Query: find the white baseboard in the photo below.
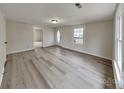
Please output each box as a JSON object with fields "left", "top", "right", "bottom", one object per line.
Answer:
{"left": 60, "top": 45, "right": 112, "bottom": 60}
{"left": 7, "top": 48, "right": 34, "bottom": 55}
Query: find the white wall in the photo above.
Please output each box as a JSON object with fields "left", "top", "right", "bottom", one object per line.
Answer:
{"left": 42, "top": 27, "right": 55, "bottom": 47}
{"left": 6, "top": 20, "right": 55, "bottom": 54}
{"left": 6, "top": 20, "right": 34, "bottom": 54}
{"left": 33, "top": 29, "right": 42, "bottom": 42}
{"left": 55, "top": 20, "right": 114, "bottom": 60}
{"left": 0, "top": 10, "right": 6, "bottom": 86}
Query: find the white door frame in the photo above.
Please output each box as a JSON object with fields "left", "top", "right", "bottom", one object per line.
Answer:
{"left": 0, "top": 10, "right": 6, "bottom": 86}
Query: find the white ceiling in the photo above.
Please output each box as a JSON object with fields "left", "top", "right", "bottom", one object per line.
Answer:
{"left": 0, "top": 3, "right": 117, "bottom": 27}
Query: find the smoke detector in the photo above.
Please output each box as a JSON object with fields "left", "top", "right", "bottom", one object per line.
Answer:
{"left": 75, "top": 3, "right": 82, "bottom": 8}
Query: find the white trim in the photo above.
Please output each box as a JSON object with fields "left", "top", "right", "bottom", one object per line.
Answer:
{"left": 112, "top": 60, "right": 123, "bottom": 88}
{"left": 60, "top": 45, "right": 112, "bottom": 60}
{"left": 7, "top": 48, "right": 34, "bottom": 55}
{"left": 0, "top": 66, "right": 5, "bottom": 87}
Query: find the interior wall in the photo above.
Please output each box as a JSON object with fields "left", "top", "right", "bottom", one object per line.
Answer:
{"left": 0, "top": 10, "right": 6, "bottom": 86}
{"left": 54, "top": 20, "right": 114, "bottom": 60}
{"left": 42, "top": 27, "right": 55, "bottom": 47}
{"left": 33, "top": 29, "right": 42, "bottom": 42}
{"left": 6, "top": 20, "right": 34, "bottom": 54}
{"left": 122, "top": 9, "right": 124, "bottom": 88}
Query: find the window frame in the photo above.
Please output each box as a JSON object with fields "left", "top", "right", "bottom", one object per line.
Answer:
{"left": 73, "top": 27, "right": 84, "bottom": 45}
{"left": 115, "top": 15, "right": 122, "bottom": 72}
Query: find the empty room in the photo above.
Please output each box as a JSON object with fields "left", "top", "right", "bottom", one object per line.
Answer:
{"left": 0, "top": 3, "right": 124, "bottom": 89}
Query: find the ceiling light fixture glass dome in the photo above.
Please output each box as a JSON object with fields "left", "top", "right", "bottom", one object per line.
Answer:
{"left": 51, "top": 20, "right": 58, "bottom": 24}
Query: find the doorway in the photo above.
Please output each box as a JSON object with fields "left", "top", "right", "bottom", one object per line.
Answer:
{"left": 33, "top": 26, "right": 43, "bottom": 48}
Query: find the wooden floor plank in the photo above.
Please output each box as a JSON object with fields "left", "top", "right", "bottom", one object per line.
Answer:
{"left": 1, "top": 46, "right": 115, "bottom": 89}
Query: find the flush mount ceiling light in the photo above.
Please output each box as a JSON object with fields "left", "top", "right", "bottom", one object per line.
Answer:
{"left": 51, "top": 20, "right": 58, "bottom": 24}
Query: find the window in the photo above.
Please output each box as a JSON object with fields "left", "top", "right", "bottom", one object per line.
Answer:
{"left": 115, "top": 15, "right": 122, "bottom": 73}
{"left": 73, "top": 28, "right": 84, "bottom": 44}
{"left": 57, "top": 30, "right": 60, "bottom": 43}
{"left": 116, "top": 16, "right": 122, "bottom": 71}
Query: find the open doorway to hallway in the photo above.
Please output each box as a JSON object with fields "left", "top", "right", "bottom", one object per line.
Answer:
{"left": 33, "top": 26, "right": 43, "bottom": 48}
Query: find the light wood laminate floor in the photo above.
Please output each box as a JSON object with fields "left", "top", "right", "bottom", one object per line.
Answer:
{"left": 1, "top": 46, "right": 115, "bottom": 89}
